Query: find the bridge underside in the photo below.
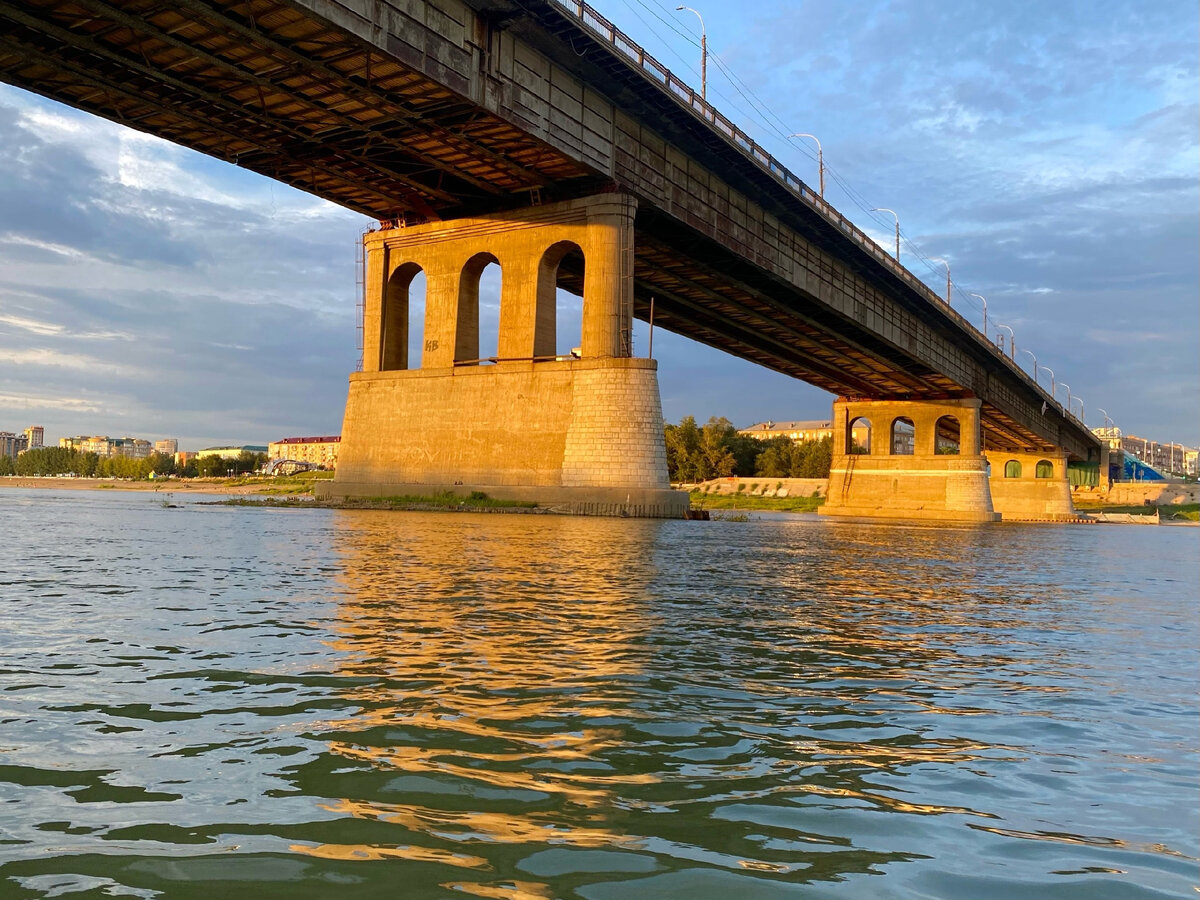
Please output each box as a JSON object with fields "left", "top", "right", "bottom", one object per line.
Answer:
{"left": 0, "top": 0, "right": 1097, "bottom": 459}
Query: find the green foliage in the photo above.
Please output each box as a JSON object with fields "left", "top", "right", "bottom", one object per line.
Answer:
{"left": 8, "top": 447, "right": 182, "bottom": 480}
{"left": 690, "top": 489, "right": 825, "bottom": 513}
{"left": 193, "top": 451, "right": 265, "bottom": 478}
{"left": 664, "top": 416, "right": 772, "bottom": 482}
{"left": 0, "top": 456, "right": 13, "bottom": 476}
{"left": 749, "top": 434, "right": 833, "bottom": 479}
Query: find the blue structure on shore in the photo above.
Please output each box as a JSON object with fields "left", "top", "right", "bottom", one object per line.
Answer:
{"left": 1123, "top": 456, "right": 1166, "bottom": 481}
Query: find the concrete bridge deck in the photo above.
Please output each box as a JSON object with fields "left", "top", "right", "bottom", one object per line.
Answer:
{"left": 0, "top": 0, "right": 1100, "bottom": 463}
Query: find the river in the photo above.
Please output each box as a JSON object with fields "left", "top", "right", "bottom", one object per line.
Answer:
{"left": 1, "top": 488, "right": 1196, "bottom": 898}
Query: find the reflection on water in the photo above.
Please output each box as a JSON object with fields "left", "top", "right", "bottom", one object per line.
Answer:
{"left": 0, "top": 490, "right": 1196, "bottom": 899}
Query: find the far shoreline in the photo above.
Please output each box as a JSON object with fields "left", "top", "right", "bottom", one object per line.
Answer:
{"left": 0, "top": 476, "right": 282, "bottom": 496}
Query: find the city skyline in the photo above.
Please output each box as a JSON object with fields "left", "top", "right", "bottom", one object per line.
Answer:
{"left": 0, "top": 0, "right": 1196, "bottom": 447}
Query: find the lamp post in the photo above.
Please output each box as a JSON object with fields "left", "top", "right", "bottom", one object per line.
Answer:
{"left": 929, "top": 257, "right": 951, "bottom": 305}
{"left": 1020, "top": 348, "right": 1038, "bottom": 384}
{"left": 872, "top": 208, "right": 900, "bottom": 262}
{"left": 790, "top": 133, "right": 824, "bottom": 197}
{"left": 995, "top": 322, "right": 1015, "bottom": 359}
{"left": 1041, "top": 365, "right": 1056, "bottom": 398}
{"left": 1056, "top": 382, "right": 1072, "bottom": 417}
{"left": 1072, "top": 396, "right": 1084, "bottom": 422}
{"left": 675, "top": 6, "right": 706, "bottom": 101}
{"left": 969, "top": 292, "right": 988, "bottom": 339}
{"left": 1097, "top": 407, "right": 1112, "bottom": 431}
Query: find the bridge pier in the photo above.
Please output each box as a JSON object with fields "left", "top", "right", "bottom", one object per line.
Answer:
{"left": 984, "top": 450, "right": 1078, "bottom": 521}
{"left": 318, "top": 194, "right": 688, "bottom": 518}
{"left": 819, "top": 398, "right": 1000, "bottom": 523}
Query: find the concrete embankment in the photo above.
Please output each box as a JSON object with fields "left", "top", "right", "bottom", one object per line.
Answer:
{"left": 679, "top": 477, "right": 827, "bottom": 499}
{"left": 1073, "top": 482, "right": 1199, "bottom": 507}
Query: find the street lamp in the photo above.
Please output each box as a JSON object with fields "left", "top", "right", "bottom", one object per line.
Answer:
{"left": 995, "top": 322, "right": 1015, "bottom": 359}
{"left": 675, "top": 6, "right": 706, "bottom": 101}
{"left": 1071, "top": 396, "right": 1084, "bottom": 422}
{"left": 1019, "top": 348, "right": 1038, "bottom": 384}
{"left": 1041, "top": 365, "right": 1056, "bottom": 398}
{"left": 929, "top": 257, "right": 951, "bottom": 305}
{"left": 1056, "top": 382, "right": 1072, "bottom": 416}
{"left": 871, "top": 208, "right": 900, "bottom": 261}
{"left": 790, "top": 133, "right": 824, "bottom": 197}
{"left": 969, "top": 292, "right": 988, "bottom": 339}
{"left": 1097, "top": 407, "right": 1112, "bottom": 431}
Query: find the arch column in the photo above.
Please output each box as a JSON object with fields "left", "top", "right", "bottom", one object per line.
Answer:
{"left": 361, "top": 243, "right": 387, "bottom": 373}
{"left": 580, "top": 196, "right": 636, "bottom": 359}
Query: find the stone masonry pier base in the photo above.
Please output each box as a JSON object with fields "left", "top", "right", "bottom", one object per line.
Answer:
{"left": 319, "top": 358, "right": 687, "bottom": 518}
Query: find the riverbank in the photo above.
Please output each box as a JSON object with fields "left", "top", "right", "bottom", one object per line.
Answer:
{"left": 0, "top": 474, "right": 324, "bottom": 495}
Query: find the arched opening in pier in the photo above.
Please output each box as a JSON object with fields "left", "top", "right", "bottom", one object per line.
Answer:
{"left": 458, "top": 253, "right": 501, "bottom": 364}
{"left": 381, "top": 262, "right": 425, "bottom": 370}
{"left": 537, "top": 240, "right": 585, "bottom": 359}
{"left": 847, "top": 416, "right": 872, "bottom": 454}
{"left": 1004, "top": 460, "right": 1022, "bottom": 478}
{"left": 935, "top": 415, "right": 961, "bottom": 454}
{"left": 890, "top": 417, "right": 915, "bottom": 455}
{"left": 1035, "top": 459, "right": 1054, "bottom": 479}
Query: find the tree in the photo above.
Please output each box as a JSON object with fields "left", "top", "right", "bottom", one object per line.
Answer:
{"left": 664, "top": 416, "right": 702, "bottom": 483}
{"left": 754, "top": 436, "right": 794, "bottom": 477}
{"left": 149, "top": 451, "right": 175, "bottom": 476}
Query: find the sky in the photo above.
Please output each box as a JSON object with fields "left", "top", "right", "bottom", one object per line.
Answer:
{"left": 0, "top": 0, "right": 1196, "bottom": 450}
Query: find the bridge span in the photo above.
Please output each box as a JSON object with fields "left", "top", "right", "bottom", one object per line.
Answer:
{"left": 0, "top": 0, "right": 1102, "bottom": 519}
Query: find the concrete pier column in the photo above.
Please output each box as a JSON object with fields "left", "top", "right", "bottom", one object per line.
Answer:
{"left": 821, "top": 397, "right": 999, "bottom": 523}
{"left": 419, "top": 269, "right": 461, "bottom": 370}
{"left": 580, "top": 196, "right": 636, "bottom": 359}
{"left": 361, "top": 243, "right": 386, "bottom": 373}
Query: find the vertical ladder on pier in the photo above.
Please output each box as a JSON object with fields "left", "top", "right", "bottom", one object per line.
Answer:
{"left": 355, "top": 231, "right": 366, "bottom": 372}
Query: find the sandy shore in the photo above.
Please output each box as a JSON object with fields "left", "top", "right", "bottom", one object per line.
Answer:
{"left": 0, "top": 477, "right": 285, "bottom": 496}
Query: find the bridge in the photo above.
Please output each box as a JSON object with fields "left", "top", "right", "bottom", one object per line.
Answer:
{"left": 0, "top": 0, "right": 1103, "bottom": 520}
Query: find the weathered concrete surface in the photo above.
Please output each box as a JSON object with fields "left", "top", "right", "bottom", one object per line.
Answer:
{"left": 820, "top": 398, "right": 999, "bottom": 522}
{"left": 985, "top": 450, "right": 1077, "bottom": 521}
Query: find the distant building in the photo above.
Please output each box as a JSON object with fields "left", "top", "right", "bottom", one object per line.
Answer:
{"left": 174, "top": 451, "right": 198, "bottom": 469}
{"left": 739, "top": 419, "right": 870, "bottom": 448}
{"left": 23, "top": 426, "right": 44, "bottom": 449}
{"left": 268, "top": 436, "right": 340, "bottom": 469}
{"left": 60, "top": 435, "right": 111, "bottom": 456}
{"left": 154, "top": 439, "right": 178, "bottom": 456}
{"left": 112, "top": 438, "right": 152, "bottom": 459}
{"left": 1093, "top": 427, "right": 1198, "bottom": 478}
{"left": 197, "top": 445, "right": 269, "bottom": 460}
{"left": 59, "top": 435, "right": 152, "bottom": 459}
{"left": 1, "top": 432, "right": 29, "bottom": 459}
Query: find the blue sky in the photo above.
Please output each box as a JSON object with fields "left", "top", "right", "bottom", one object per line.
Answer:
{"left": 0, "top": 0, "right": 1195, "bottom": 449}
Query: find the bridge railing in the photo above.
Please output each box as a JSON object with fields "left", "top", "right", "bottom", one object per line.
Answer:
{"left": 549, "top": 0, "right": 1088, "bottom": 433}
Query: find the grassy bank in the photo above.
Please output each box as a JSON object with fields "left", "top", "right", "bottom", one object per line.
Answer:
{"left": 1073, "top": 501, "right": 1199, "bottom": 521}
{"left": 689, "top": 490, "right": 825, "bottom": 513}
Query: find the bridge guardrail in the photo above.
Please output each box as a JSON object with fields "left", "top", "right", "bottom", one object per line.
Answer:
{"left": 549, "top": 0, "right": 1090, "bottom": 435}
